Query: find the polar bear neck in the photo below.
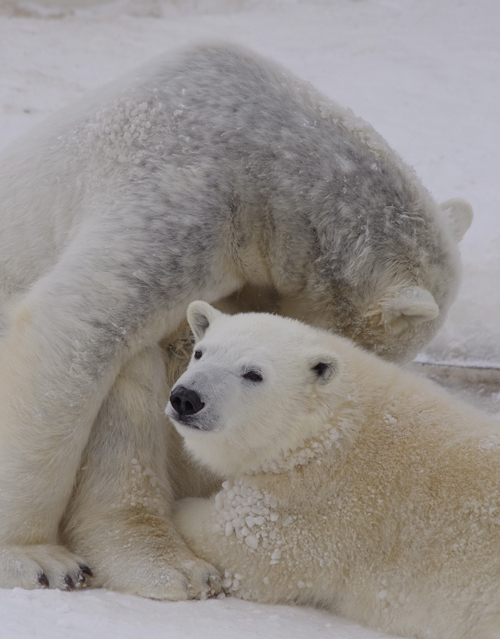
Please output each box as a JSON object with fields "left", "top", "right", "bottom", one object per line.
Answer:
{"left": 246, "top": 422, "right": 342, "bottom": 475}
{"left": 245, "top": 379, "right": 362, "bottom": 476}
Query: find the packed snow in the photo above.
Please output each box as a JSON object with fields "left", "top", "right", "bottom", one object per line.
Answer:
{"left": 0, "top": 0, "right": 498, "bottom": 637}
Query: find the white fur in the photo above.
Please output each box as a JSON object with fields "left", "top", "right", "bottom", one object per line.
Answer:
{"left": 0, "top": 42, "right": 470, "bottom": 595}
{"left": 172, "top": 302, "right": 500, "bottom": 639}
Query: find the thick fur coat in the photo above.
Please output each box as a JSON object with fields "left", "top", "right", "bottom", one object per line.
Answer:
{"left": 0, "top": 43, "right": 471, "bottom": 596}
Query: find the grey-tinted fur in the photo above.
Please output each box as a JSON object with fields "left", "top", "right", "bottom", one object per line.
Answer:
{"left": 0, "top": 42, "right": 471, "bottom": 596}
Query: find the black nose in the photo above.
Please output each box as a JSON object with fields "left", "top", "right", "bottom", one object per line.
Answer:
{"left": 169, "top": 386, "right": 205, "bottom": 418}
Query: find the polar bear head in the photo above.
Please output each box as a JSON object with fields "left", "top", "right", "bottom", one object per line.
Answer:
{"left": 166, "top": 301, "right": 345, "bottom": 477}
{"left": 276, "top": 197, "right": 473, "bottom": 364}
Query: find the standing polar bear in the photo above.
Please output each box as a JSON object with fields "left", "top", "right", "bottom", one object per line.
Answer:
{"left": 172, "top": 302, "right": 500, "bottom": 639}
{"left": 0, "top": 42, "right": 471, "bottom": 597}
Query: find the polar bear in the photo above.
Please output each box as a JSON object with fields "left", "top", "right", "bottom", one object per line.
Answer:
{"left": 0, "top": 42, "right": 471, "bottom": 596}
{"left": 171, "top": 302, "right": 500, "bottom": 639}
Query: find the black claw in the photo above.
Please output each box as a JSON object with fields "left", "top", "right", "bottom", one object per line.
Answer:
{"left": 206, "top": 574, "right": 221, "bottom": 591}
{"left": 79, "top": 564, "right": 93, "bottom": 579}
{"left": 38, "top": 572, "right": 49, "bottom": 588}
{"left": 63, "top": 574, "right": 75, "bottom": 590}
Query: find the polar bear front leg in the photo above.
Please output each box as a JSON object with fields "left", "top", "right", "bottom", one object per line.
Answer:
{"left": 173, "top": 497, "right": 265, "bottom": 600}
{"left": 0, "top": 185, "right": 240, "bottom": 590}
{"left": 0, "top": 286, "right": 121, "bottom": 589}
{"left": 174, "top": 496, "right": 323, "bottom": 607}
{"left": 61, "top": 346, "right": 220, "bottom": 600}
{"left": 174, "top": 498, "right": 224, "bottom": 568}
{"left": 0, "top": 242, "right": 188, "bottom": 589}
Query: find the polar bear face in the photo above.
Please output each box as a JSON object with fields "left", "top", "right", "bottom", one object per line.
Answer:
{"left": 166, "top": 301, "right": 342, "bottom": 477}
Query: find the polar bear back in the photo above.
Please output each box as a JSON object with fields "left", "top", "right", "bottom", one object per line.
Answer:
{"left": 0, "top": 43, "right": 471, "bottom": 360}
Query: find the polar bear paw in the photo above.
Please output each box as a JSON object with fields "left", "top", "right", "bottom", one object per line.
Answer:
{"left": 0, "top": 544, "right": 93, "bottom": 590}
{"left": 130, "top": 556, "right": 221, "bottom": 601}
{"left": 94, "top": 552, "right": 221, "bottom": 601}
{"left": 178, "top": 557, "right": 222, "bottom": 600}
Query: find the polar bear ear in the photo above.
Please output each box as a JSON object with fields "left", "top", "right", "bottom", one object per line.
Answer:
{"left": 187, "top": 301, "right": 222, "bottom": 341}
{"left": 308, "top": 354, "right": 339, "bottom": 385}
{"left": 381, "top": 286, "right": 439, "bottom": 323}
{"left": 439, "top": 198, "right": 473, "bottom": 243}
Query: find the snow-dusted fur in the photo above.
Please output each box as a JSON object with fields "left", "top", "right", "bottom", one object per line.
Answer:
{"left": 172, "top": 302, "right": 500, "bottom": 639}
{"left": 0, "top": 42, "right": 471, "bottom": 596}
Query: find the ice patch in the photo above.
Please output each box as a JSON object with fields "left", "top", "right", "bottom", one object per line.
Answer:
{"left": 214, "top": 478, "right": 280, "bottom": 552}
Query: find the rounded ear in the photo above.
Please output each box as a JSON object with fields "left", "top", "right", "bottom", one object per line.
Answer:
{"left": 381, "top": 286, "right": 439, "bottom": 323}
{"left": 186, "top": 301, "right": 222, "bottom": 341}
{"left": 439, "top": 198, "right": 473, "bottom": 243}
{"left": 308, "top": 354, "right": 339, "bottom": 385}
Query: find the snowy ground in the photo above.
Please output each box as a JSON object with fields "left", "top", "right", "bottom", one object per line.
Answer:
{"left": 0, "top": 0, "right": 499, "bottom": 637}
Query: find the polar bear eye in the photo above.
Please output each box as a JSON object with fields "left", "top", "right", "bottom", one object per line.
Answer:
{"left": 194, "top": 350, "right": 203, "bottom": 360}
{"left": 243, "top": 371, "right": 263, "bottom": 382}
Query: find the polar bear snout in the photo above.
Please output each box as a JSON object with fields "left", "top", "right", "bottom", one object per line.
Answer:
{"left": 169, "top": 386, "right": 205, "bottom": 421}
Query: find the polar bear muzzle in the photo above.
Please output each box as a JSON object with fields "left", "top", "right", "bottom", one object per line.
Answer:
{"left": 169, "top": 386, "right": 205, "bottom": 424}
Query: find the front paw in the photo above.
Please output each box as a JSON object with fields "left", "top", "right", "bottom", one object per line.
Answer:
{"left": 178, "top": 556, "right": 221, "bottom": 600}
{"left": 124, "top": 555, "right": 221, "bottom": 601}
{"left": 0, "top": 544, "right": 93, "bottom": 590}
{"left": 172, "top": 498, "right": 221, "bottom": 599}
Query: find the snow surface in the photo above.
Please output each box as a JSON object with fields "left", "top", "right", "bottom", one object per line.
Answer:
{"left": 0, "top": 0, "right": 498, "bottom": 637}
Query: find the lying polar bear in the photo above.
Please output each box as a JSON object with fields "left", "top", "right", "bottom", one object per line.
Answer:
{"left": 170, "top": 301, "right": 500, "bottom": 639}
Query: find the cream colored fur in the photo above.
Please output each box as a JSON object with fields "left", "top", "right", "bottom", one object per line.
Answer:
{"left": 172, "top": 302, "right": 500, "bottom": 639}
